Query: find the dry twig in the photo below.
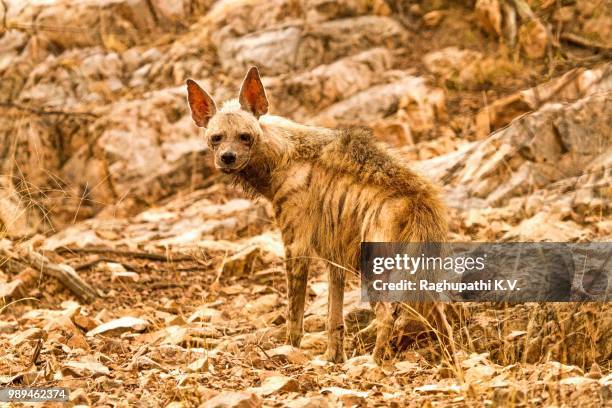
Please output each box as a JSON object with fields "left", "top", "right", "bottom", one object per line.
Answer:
{"left": 55, "top": 246, "right": 198, "bottom": 262}
{"left": 560, "top": 33, "right": 612, "bottom": 52}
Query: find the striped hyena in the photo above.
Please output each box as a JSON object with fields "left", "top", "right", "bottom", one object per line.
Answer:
{"left": 186, "top": 67, "right": 447, "bottom": 363}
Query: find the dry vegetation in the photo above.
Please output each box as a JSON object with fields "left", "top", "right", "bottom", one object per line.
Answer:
{"left": 0, "top": 0, "right": 610, "bottom": 407}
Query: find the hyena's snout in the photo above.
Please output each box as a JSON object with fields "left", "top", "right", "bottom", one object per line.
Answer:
{"left": 220, "top": 151, "right": 236, "bottom": 165}
{"left": 216, "top": 149, "right": 245, "bottom": 173}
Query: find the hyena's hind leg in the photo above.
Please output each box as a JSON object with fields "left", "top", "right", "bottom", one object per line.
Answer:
{"left": 284, "top": 243, "right": 310, "bottom": 347}
{"left": 371, "top": 302, "right": 399, "bottom": 363}
{"left": 322, "top": 264, "right": 347, "bottom": 363}
{"left": 362, "top": 204, "right": 407, "bottom": 364}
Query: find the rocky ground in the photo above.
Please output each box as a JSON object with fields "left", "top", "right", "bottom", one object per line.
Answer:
{"left": 0, "top": 0, "right": 610, "bottom": 407}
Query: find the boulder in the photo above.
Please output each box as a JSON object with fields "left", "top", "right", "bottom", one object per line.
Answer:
{"left": 217, "top": 16, "right": 407, "bottom": 76}
{"left": 313, "top": 75, "right": 445, "bottom": 136}
{"left": 267, "top": 48, "right": 392, "bottom": 118}
{"left": 423, "top": 92, "right": 611, "bottom": 211}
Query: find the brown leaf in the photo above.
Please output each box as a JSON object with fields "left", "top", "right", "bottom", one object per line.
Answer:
{"left": 186, "top": 357, "right": 209, "bottom": 373}
{"left": 518, "top": 19, "right": 548, "bottom": 59}
{"left": 10, "top": 327, "right": 46, "bottom": 346}
{"left": 62, "top": 359, "right": 110, "bottom": 377}
{"left": 200, "top": 391, "right": 262, "bottom": 408}
{"left": 266, "top": 345, "right": 309, "bottom": 365}
{"left": 0, "top": 280, "right": 22, "bottom": 299}
{"left": 86, "top": 316, "right": 149, "bottom": 337}
{"left": 248, "top": 375, "right": 300, "bottom": 396}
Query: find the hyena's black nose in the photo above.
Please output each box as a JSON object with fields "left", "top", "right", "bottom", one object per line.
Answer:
{"left": 221, "top": 151, "right": 236, "bottom": 165}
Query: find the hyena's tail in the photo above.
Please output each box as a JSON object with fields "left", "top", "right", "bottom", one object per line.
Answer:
{"left": 396, "top": 196, "right": 448, "bottom": 244}
{"left": 394, "top": 195, "right": 448, "bottom": 304}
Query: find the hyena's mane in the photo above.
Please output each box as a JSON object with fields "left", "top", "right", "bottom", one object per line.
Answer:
{"left": 319, "top": 127, "right": 439, "bottom": 197}
{"left": 235, "top": 125, "right": 441, "bottom": 195}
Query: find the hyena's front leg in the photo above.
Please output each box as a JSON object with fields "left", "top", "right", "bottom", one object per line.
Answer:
{"left": 323, "top": 264, "right": 347, "bottom": 363}
{"left": 284, "top": 244, "right": 310, "bottom": 347}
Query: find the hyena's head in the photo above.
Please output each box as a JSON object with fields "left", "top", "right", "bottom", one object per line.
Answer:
{"left": 186, "top": 67, "right": 268, "bottom": 173}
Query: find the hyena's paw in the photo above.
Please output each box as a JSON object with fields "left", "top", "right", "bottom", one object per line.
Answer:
{"left": 323, "top": 345, "right": 347, "bottom": 363}
{"left": 286, "top": 328, "right": 303, "bottom": 347}
{"left": 372, "top": 351, "right": 384, "bottom": 366}
{"left": 371, "top": 345, "right": 392, "bottom": 366}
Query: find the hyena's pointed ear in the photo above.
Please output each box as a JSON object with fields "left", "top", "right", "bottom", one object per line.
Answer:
{"left": 239, "top": 67, "right": 268, "bottom": 118}
{"left": 186, "top": 79, "right": 217, "bottom": 128}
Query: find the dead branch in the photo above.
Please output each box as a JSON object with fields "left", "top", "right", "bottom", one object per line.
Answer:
{"left": 72, "top": 257, "right": 158, "bottom": 274}
{"left": 1, "top": 247, "right": 98, "bottom": 303}
{"left": 25, "top": 249, "right": 98, "bottom": 303}
{"left": 55, "top": 246, "right": 198, "bottom": 262}
{"left": 560, "top": 33, "right": 612, "bottom": 51}
{"left": 72, "top": 257, "right": 129, "bottom": 271}
{"left": 150, "top": 281, "right": 190, "bottom": 290}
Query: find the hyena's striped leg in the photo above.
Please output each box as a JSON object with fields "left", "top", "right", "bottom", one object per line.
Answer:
{"left": 285, "top": 245, "right": 310, "bottom": 347}
{"left": 364, "top": 214, "right": 404, "bottom": 364}
{"left": 323, "top": 264, "right": 347, "bottom": 363}
{"left": 372, "top": 302, "right": 396, "bottom": 364}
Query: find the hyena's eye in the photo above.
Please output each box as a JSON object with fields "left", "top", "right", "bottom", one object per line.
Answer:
{"left": 210, "top": 134, "right": 223, "bottom": 144}
{"left": 238, "top": 133, "right": 252, "bottom": 144}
